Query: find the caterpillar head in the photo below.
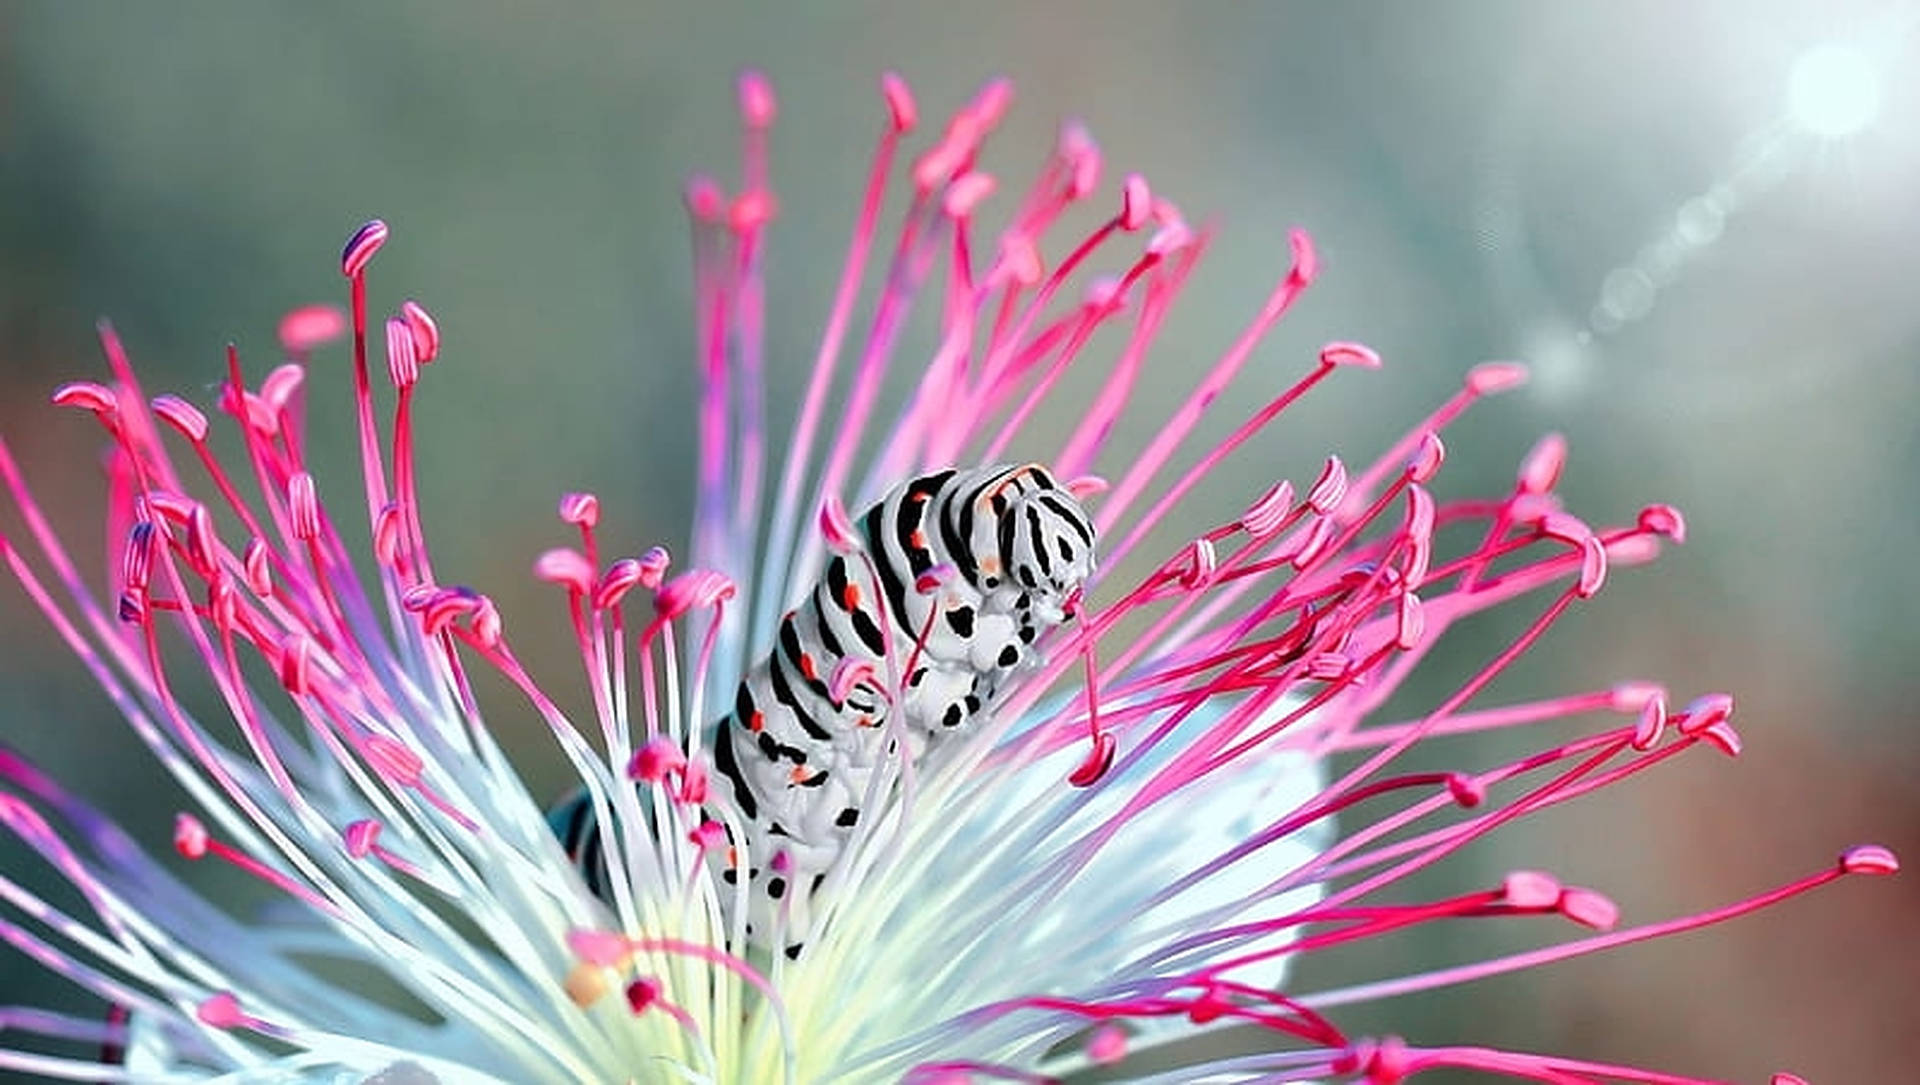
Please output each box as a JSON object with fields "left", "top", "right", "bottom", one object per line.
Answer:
{"left": 997, "top": 484, "right": 1097, "bottom": 627}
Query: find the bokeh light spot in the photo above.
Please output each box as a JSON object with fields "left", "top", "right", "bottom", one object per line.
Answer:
{"left": 1788, "top": 44, "right": 1882, "bottom": 138}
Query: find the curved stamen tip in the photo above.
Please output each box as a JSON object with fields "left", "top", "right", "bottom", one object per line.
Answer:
{"left": 1120, "top": 173, "right": 1152, "bottom": 231}
{"left": 1559, "top": 886, "right": 1620, "bottom": 930}
{"left": 731, "top": 189, "right": 778, "bottom": 232}
{"left": 1501, "top": 869, "right": 1562, "bottom": 909}
{"left": 626, "top": 977, "right": 663, "bottom": 1015}
{"left": 684, "top": 176, "right": 726, "bottom": 223}
{"left": 738, "top": 70, "right": 777, "bottom": 128}
{"left": 594, "top": 558, "right": 646, "bottom": 610}
{"left": 1517, "top": 432, "right": 1567, "bottom": 495}
{"left": 51, "top": 381, "right": 118, "bottom": 417}
{"left": 1287, "top": 227, "right": 1319, "bottom": 284}
{"left": 277, "top": 304, "right": 348, "bottom": 355}
{"left": 638, "top": 546, "right": 671, "bottom": 588}
{"left": 1840, "top": 844, "right": 1899, "bottom": 876}
{"left": 880, "top": 71, "right": 917, "bottom": 132}
{"left": 1631, "top": 692, "right": 1668, "bottom": 750}
{"left": 173, "top": 813, "right": 209, "bottom": 859}
{"left": 1406, "top": 432, "right": 1445, "bottom": 482}
{"left": 151, "top": 395, "right": 210, "bottom": 443}
{"left": 944, "top": 171, "right": 997, "bottom": 220}
{"left": 1676, "top": 692, "right": 1734, "bottom": 735}
{"left": 914, "top": 564, "right": 958, "bottom": 595}
{"left": 384, "top": 318, "right": 420, "bottom": 388}
{"left": 195, "top": 992, "right": 249, "bottom": 1030}
{"left": 1320, "top": 340, "right": 1382, "bottom": 369}
{"left": 343, "top": 819, "right": 382, "bottom": 858}
{"left": 1445, "top": 771, "right": 1483, "bottom": 807}
{"left": 1576, "top": 535, "right": 1608, "bottom": 598}
{"left": 341, "top": 220, "right": 389, "bottom": 278}
{"left": 655, "top": 569, "right": 737, "bottom": 618}
{"left": 819, "top": 494, "right": 863, "bottom": 555}
{"left": 1067, "top": 731, "right": 1116, "bottom": 788}
{"left": 1236, "top": 485, "right": 1293, "bottom": 543}
{"left": 400, "top": 300, "right": 441, "bottom": 364}
{"left": 567, "top": 928, "right": 634, "bottom": 968}
{"left": 1306, "top": 456, "right": 1348, "bottom": 515}
{"left": 627, "top": 736, "right": 688, "bottom": 784}
{"left": 1771, "top": 1075, "right": 1811, "bottom": 1085}
{"left": 1086, "top": 1023, "right": 1128, "bottom": 1065}
{"left": 558, "top": 492, "right": 600, "bottom": 529}
{"left": 1638, "top": 503, "right": 1687, "bottom": 543}
{"left": 1466, "top": 361, "right": 1529, "bottom": 396}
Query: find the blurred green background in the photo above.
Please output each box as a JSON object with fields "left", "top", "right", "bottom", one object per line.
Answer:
{"left": 1, "top": 2, "right": 1915, "bottom": 1081}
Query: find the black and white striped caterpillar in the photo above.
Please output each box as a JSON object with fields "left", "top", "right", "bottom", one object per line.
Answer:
{"left": 548, "top": 464, "right": 1096, "bottom": 957}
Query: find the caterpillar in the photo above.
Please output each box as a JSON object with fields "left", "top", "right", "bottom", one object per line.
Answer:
{"left": 549, "top": 464, "right": 1097, "bottom": 958}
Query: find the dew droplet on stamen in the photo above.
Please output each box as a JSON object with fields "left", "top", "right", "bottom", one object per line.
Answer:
{"left": 880, "top": 71, "right": 917, "bottom": 132}
{"left": 288, "top": 473, "right": 321, "bottom": 542}
{"left": 340, "top": 220, "right": 389, "bottom": 279}
{"left": 1840, "top": 844, "right": 1899, "bottom": 876}
{"left": 818, "top": 495, "right": 862, "bottom": 555}
{"left": 150, "top": 395, "right": 210, "bottom": 443}
{"left": 1518, "top": 433, "right": 1567, "bottom": 495}
{"left": 400, "top": 300, "right": 440, "bottom": 364}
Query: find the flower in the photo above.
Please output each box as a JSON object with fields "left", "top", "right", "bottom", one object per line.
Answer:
{"left": 0, "top": 72, "right": 1897, "bottom": 1084}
